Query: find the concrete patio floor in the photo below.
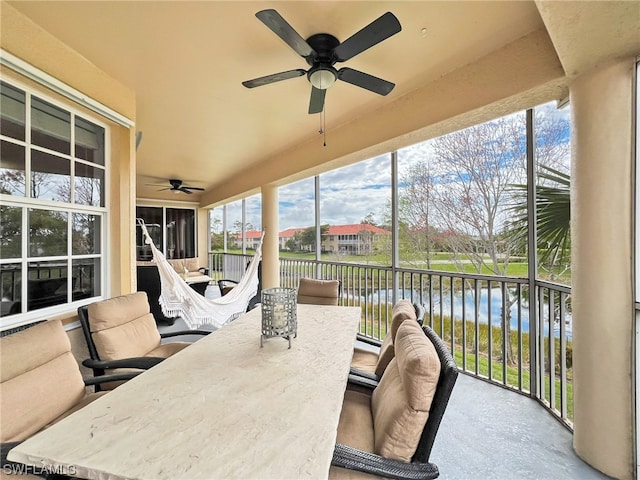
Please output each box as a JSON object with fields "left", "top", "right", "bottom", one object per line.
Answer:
{"left": 431, "top": 374, "right": 610, "bottom": 480}
{"left": 159, "top": 317, "right": 610, "bottom": 480}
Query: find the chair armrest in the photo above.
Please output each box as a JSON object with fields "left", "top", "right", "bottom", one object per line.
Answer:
{"left": 355, "top": 334, "right": 382, "bottom": 347}
{"left": 83, "top": 372, "right": 140, "bottom": 386}
{"left": 82, "top": 356, "right": 164, "bottom": 370}
{"left": 350, "top": 368, "right": 380, "bottom": 382}
{"left": 160, "top": 330, "right": 210, "bottom": 338}
{"left": 332, "top": 443, "right": 439, "bottom": 480}
{"left": 347, "top": 372, "right": 379, "bottom": 390}
{"left": 1, "top": 442, "right": 20, "bottom": 468}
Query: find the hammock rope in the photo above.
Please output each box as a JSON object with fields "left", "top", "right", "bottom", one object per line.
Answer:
{"left": 137, "top": 219, "right": 264, "bottom": 329}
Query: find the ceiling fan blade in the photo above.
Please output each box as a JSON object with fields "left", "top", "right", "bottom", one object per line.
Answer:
{"left": 158, "top": 187, "right": 171, "bottom": 191}
{"left": 337, "top": 68, "right": 395, "bottom": 96}
{"left": 256, "top": 9, "right": 316, "bottom": 59}
{"left": 179, "top": 187, "right": 193, "bottom": 194}
{"left": 184, "top": 186, "right": 205, "bottom": 191}
{"left": 242, "top": 69, "right": 306, "bottom": 88}
{"left": 308, "top": 86, "right": 326, "bottom": 114}
{"left": 333, "top": 12, "right": 401, "bottom": 62}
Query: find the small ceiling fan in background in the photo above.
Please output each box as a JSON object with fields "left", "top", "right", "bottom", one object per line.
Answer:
{"left": 242, "top": 9, "right": 402, "bottom": 114}
{"left": 153, "top": 179, "right": 205, "bottom": 195}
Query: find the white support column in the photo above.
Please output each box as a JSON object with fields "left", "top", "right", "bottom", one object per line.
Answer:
{"left": 262, "top": 184, "right": 280, "bottom": 289}
{"left": 571, "top": 58, "right": 636, "bottom": 480}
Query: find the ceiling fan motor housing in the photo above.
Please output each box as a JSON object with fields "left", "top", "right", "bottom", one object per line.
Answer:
{"left": 306, "top": 34, "right": 340, "bottom": 89}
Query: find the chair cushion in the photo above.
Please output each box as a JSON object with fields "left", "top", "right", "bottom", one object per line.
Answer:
{"left": 297, "top": 279, "right": 340, "bottom": 305}
{"left": 351, "top": 348, "right": 379, "bottom": 374}
{"left": 374, "top": 333, "right": 395, "bottom": 378}
{"left": 390, "top": 300, "right": 416, "bottom": 341}
{"left": 88, "top": 293, "right": 162, "bottom": 360}
{"left": 167, "top": 258, "right": 200, "bottom": 274}
{"left": 371, "top": 320, "right": 441, "bottom": 461}
{"left": 87, "top": 291, "right": 151, "bottom": 331}
{"left": 335, "top": 389, "right": 375, "bottom": 453}
{"left": 350, "top": 301, "right": 415, "bottom": 377}
{"left": 1, "top": 320, "right": 86, "bottom": 443}
{"left": 184, "top": 258, "right": 200, "bottom": 272}
{"left": 147, "top": 342, "right": 191, "bottom": 358}
{"left": 92, "top": 312, "right": 161, "bottom": 361}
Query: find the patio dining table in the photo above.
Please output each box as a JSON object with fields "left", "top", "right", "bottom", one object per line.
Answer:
{"left": 8, "top": 304, "right": 361, "bottom": 479}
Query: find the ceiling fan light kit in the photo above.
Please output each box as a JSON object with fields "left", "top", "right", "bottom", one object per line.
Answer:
{"left": 242, "top": 9, "right": 401, "bottom": 114}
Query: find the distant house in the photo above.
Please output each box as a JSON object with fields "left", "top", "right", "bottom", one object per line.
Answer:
{"left": 231, "top": 230, "right": 263, "bottom": 250}
{"left": 323, "top": 224, "right": 390, "bottom": 255}
{"left": 233, "top": 224, "right": 391, "bottom": 255}
{"left": 278, "top": 227, "right": 306, "bottom": 251}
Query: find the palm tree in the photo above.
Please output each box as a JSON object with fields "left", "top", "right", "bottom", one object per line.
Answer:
{"left": 507, "top": 165, "right": 571, "bottom": 277}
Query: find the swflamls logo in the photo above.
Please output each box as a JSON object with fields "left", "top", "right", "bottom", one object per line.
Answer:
{"left": 3, "top": 463, "right": 77, "bottom": 476}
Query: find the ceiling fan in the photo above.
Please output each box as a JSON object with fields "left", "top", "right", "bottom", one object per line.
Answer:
{"left": 157, "top": 179, "right": 205, "bottom": 195}
{"left": 242, "top": 9, "right": 401, "bottom": 114}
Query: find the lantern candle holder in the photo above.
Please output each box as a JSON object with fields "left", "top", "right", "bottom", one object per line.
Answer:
{"left": 261, "top": 288, "right": 297, "bottom": 348}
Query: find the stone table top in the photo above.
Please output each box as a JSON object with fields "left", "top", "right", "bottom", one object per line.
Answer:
{"left": 9, "top": 304, "right": 361, "bottom": 480}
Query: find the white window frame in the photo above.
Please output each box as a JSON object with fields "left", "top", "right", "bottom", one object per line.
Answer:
{"left": 0, "top": 77, "right": 109, "bottom": 329}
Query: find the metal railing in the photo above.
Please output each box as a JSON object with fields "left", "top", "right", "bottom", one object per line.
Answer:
{"left": 209, "top": 252, "right": 573, "bottom": 429}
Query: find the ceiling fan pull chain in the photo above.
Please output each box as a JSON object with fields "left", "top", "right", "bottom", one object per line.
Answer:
{"left": 323, "top": 107, "right": 327, "bottom": 147}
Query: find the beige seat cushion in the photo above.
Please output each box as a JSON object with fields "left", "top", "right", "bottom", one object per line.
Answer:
{"left": 88, "top": 292, "right": 162, "bottom": 360}
{"left": 297, "top": 279, "right": 340, "bottom": 305}
{"left": 1, "top": 320, "right": 87, "bottom": 443}
{"left": 350, "top": 348, "right": 379, "bottom": 374}
{"left": 335, "top": 389, "right": 375, "bottom": 453}
{"left": 351, "top": 300, "right": 417, "bottom": 377}
{"left": 168, "top": 258, "right": 201, "bottom": 274}
{"left": 371, "top": 320, "right": 441, "bottom": 462}
{"left": 148, "top": 342, "right": 191, "bottom": 358}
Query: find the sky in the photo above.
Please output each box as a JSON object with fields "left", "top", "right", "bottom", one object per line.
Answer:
{"left": 211, "top": 101, "right": 570, "bottom": 233}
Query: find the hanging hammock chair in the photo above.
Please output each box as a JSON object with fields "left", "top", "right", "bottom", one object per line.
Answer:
{"left": 137, "top": 219, "right": 264, "bottom": 329}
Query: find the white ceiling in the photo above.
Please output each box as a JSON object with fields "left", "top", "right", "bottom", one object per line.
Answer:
{"left": 6, "top": 1, "right": 639, "bottom": 205}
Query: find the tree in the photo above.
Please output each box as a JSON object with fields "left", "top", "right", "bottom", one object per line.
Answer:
{"left": 300, "top": 225, "right": 329, "bottom": 252}
{"left": 507, "top": 165, "right": 571, "bottom": 279}
{"left": 398, "top": 161, "right": 437, "bottom": 268}
{"left": 360, "top": 212, "right": 377, "bottom": 225}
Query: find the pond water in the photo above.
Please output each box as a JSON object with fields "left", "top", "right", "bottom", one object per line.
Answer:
{"left": 362, "top": 288, "right": 572, "bottom": 339}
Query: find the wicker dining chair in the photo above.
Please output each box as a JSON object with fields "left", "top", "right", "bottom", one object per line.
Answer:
{"left": 78, "top": 291, "right": 210, "bottom": 390}
{"left": 330, "top": 322, "right": 458, "bottom": 479}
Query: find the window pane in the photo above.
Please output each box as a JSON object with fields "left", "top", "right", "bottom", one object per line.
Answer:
{"left": 73, "top": 213, "right": 101, "bottom": 255}
{"left": 535, "top": 101, "right": 571, "bottom": 284}
{"left": 75, "top": 163, "right": 104, "bottom": 206}
{"left": 225, "top": 200, "right": 243, "bottom": 250}
{"left": 319, "top": 155, "right": 391, "bottom": 262}
{"left": 279, "top": 178, "right": 315, "bottom": 254}
{"left": 0, "top": 205, "right": 22, "bottom": 259}
{"left": 75, "top": 117, "right": 105, "bottom": 165}
{"left": 31, "top": 97, "right": 71, "bottom": 154}
{"left": 0, "top": 262, "right": 21, "bottom": 317}
{"left": 210, "top": 207, "right": 224, "bottom": 251}
{"left": 0, "top": 82, "right": 25, "bottom": 141}
{"left": 398, "top": 143, "right": 435, "bottom": 269}
{"left": 0, "top": 140, "right": 26, "bottom": 196}
{"left": 73, "top": 258, "right": 100, "bottom": 300}
{"left": 166, "top": 208, "right": 195, "bottom": 259}
{"left": 136, "top": 206, "right": 162, "bottom": 260}
{"left": 27, "top": 260, "right": 68, "bottom": 311}
{"left": 29, "top": 209, "right": 68, "bottom": 257}
{"left": 31, "top": 150, "right": 71, "bottom": 202}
